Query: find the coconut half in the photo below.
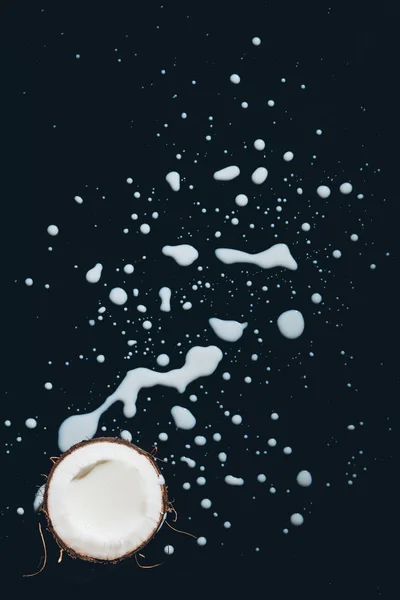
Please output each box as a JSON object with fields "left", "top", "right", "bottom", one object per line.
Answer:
{"left": 42, "top": 437, "right": 168, "bottom": 563}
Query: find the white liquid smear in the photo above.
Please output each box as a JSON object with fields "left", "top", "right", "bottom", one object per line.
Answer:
{"left": 85, "top": 263, "right": 103, "bottom": 283}
{"left": 109, "top": 287, "right": 128, "bottom": 305}
{"left": 33, "top": 485, "right": 45, "bottom": 512}
{"left": 215, "top": 243, "right": 298, "bottom": 270}
{"left": 166, "top": 171, "right": 180, "bottom": 191}
{"left": 296, "top": 470, "right": 312, "bottom": 487}
{"left": 58, "top": 345, "right": 223, "bottom": 451}
{"left": 277, "top": 310, "right": 305, "bottom": 339}
{"left": 171, "top": 405, "right": 196, "bottom": 430}
{"left": 159, "top": 286, "right": 171, "bottom": 312}
{"left": 208, "top": 317, "right": 248, "bottom": 342}
{"left": 162, "top": 244, "right": 199, "bottom": 266}
{"left": 225, "top": 475, "right": 244, "bottom": 486}
{"left": 213, "top": 166, "right": 240, "bottom": 181}
{"left": 251, "top": 167, "right": 268, "bottom": 184}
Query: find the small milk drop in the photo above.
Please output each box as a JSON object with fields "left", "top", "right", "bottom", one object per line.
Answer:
{"left": 47, "top": 224, "right": 59, "bottom": 236}
{"left": 156, "top": 354, "right": 170, "bottom": 367}
{"left": 25, "top": 418, "right": 37, "bottom": 429}
{"left": 230, "top": 74, "right": 240, "bottom": 84}
{"left": 339, "top": 182, "right": 353, "bottom": 194}
{"left": 283, "top": 151, "right": 294, "bottom": 161}
{"left": 164, "top": 545, "right": 174, "bottom": 555}
{"left": 25, "top": 278, "right": 33, "bottom": 286}
{"left": 252, "top": 36, "right": 261, "bottom": 46}
{"left": 311, "top": 293, "right": 322, "bottom": 304}
{"left": 290, "top": 513, "right": 304, "bottom": 526}
{"left": 109, "top": 287, "right": 128, "bottom": 305}
{"left": 140, "top": 223, "right": 150, "bottom": 234}
{"left": 235, "top": 194, "right": 248, "bottom": 207}
{"left": 197, "top": 537, "right": 207, "bottom": 546}
{"left": 296, "top": 470, "right": 312, "bottom": 487}
{"left": 332, "top": 250, "right": 342, "bottom": 259}
{"left": 254, "top": 139, "right": 265, "bottom": 151}
{"left": 316, "top": 185, "right": 331, "bottom": 198}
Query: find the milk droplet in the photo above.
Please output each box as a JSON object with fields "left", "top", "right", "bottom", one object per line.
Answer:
{"left": 159, "top": 287, "right": 171, "bottom": 312}
{"left": 195, "top": 435, "right": 207, "bottom": 446}
{"left": 86, "top": 263, "right": 103, "bottom": 283}
{"left": 251, "top": 167, "right": 268, "bottom": 185}
{"left": 201, "top": 498, "right": 212, "bottom": 509}
{"left": 311, "top": 293, "right": 322, "bottom": 304}
{"left": 25, "top": 418, "right": 37, "bottom": 429}
{"left": 197, "top": 537, "right": 207, "bottom": 546}
{"left": 159, "top": 432, "right": 168, "bottom": 441}
{"left": 156, "top": 354, "right": 170, "bottom": 367}
{"left": 162, "top": 244, "right": 199, "bottom": 266}
{"left": 74, "top": 195, "right": 83, "bottom": 204}
{"left": 109, "top": 287, "right": 128, "bottom": 305}
{"left": 96, "top": 354, "right": 105, "bottom": 363}
{"left": 166, "top": 171, "right": 180, "bottom": 191}
{"left": 283, "top": 447, "right": 292, "bottom": 455}
{"left": 182, "top": 301, "right": 192, "bottom": 310}
{"left": 235, "top": 194, "right": 248, "bottom": 207}
{"left": 171, "top": 406, "right": 196, "bottom": 430}
{"left": 215, "top": 243, "right": 297, "bottom": 270}
{"left": 301, "top": 223, "right": 311, "bottom": 232}
{"left": 252, "top": 37, "right": 261, "bottom": 46}
{"left": 209, "top": 318, "right": 247, "bottom": 342}
{"left": 231, "top": 414, "right": 242, "bottom": 425}
{"left": 44, "top": 382, "right": 53, "bottom": 390}
{"left": 120, "top": 430, "right": 132, "bottom": 442}
{"left": 277, "top": 310, "right": 305, "bottom": 339}
{"left": 218, "top": 452, "right": 227, "bottom": 462}
{"left": 47, "top": 224, "right": 59, "bottom": 236}
{"left": 213, "top": 166, "right": 240, "bottom": 181}
{"left": 267, "top": 100, "right": 275, "bottom": 106}
{"left": 257, "top": 474, "right": 267, "bottom": 483}
{"left": 254, "top": 139, "right": 265, "bottom": 151}
{"left": 268, "top": 438, "right": 277, "bottom": 447}
{"left": 25, "top": 278, "right": 33, "bottom": 286}
{"left": 140, "top": 223, "right": 151, "bottom": 234}
{"left": 225, "top": 475, "right": 244, "bottom": 486}
{"left": 296, "top": 470, "right": 312, "bottom": 487}
{"left": 142, "top": 320, "right": 152, "bottom": 330}
{"left": 283, "top": 151, "right": 294, "bottom": 161}
{"left": 224, "top": 521, "right": 231, "bottom": 528}
{"left": 17, "top": 507, "right": 25, "bottom": 515}
{"left": 230, "top": 73, "right": 241, "bottom": 84}
{"left": 332, "top": 249, "right": 342, "bottom": 259}
{"left": 197, "top": 477, "right": 206, "bottom": 485}
{"left": 350, "top": 234, "right": 359, "bottom": 242}
{"left": 316, "top": 185, "right": 331, "bottom": 198}
{"left": 339, "top": 182, "right": 353, "bottom": 194}
{"left": 290, "top": 513, "right": 304, "bottom": 526}
{"left": 164, "top": 545, "right": 174, "bottom": 555}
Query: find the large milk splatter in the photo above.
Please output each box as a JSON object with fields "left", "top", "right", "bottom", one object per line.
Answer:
{"left": 18, "top": 22, "right": 381, "bottom": 557}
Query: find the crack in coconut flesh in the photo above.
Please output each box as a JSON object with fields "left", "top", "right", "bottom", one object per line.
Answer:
{"left": 42, "top": 438, "right": 168, "bottom": 563}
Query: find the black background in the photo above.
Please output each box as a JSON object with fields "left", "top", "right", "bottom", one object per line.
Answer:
{"left": 2, "top": 1, "right": 398, "bottom": 597}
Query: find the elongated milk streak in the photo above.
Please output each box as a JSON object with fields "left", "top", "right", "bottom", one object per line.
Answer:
{"left": 58, "top": 346, "right": 223, "bottom": 451}
{"left": 213, "top": 166, "right": 240, "bottom": 181}
{"left": 215, "top": 244, "right": 298, "bottom": 270}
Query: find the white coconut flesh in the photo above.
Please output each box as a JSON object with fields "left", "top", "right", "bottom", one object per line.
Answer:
{"left": 45, "top": 439, "right": 166, "bottom": 561}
